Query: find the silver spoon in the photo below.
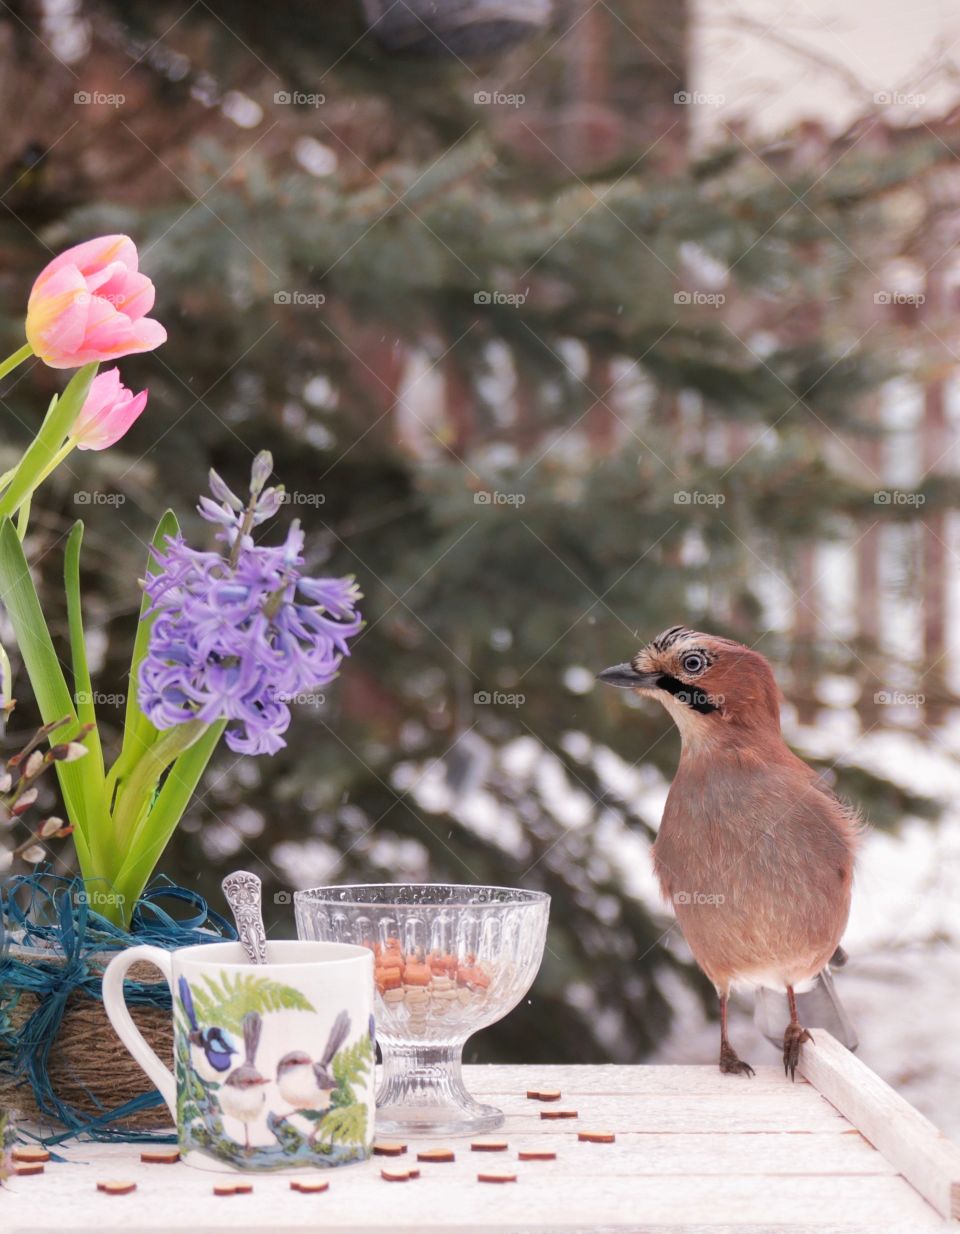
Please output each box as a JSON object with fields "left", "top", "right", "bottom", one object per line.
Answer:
{"left": 222, "top": 870, "right": 268, "bottom": 964}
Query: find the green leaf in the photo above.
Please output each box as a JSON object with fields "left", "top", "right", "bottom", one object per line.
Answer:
{"left": 315, "top": 1102, "right": 368, "bottom": 1147}
{"left": 0, "top": 363, "right": 98, "bottom": 519}
{"left": 189, "top": 972, "right": 315, "bottom": 1035}
{"left": 111, "top": 719, "right": 226, "bottom": 912}
{"left": 111, "top": 509, "right": 179, "bottom": 791}
{"left": 0, "top": 517, "right": 96, "bottom": 873}
{"left": 64, "top": 521, "right": 104, "bottom": 780}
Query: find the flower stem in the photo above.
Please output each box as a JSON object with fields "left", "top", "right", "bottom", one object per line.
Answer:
{"left": 0, "top": 343, "right": 32, "bottom": 383}
{"left": 110, "top": 719, "right": 208, "bottom": 851}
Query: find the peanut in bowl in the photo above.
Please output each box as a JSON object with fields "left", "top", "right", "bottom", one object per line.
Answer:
{"left": 294, "top": 884, "right": 550, "bottom": 1137}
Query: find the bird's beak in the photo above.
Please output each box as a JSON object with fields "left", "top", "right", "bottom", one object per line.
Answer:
{"left": 596, "top": 663, "right": 661, "bottom": 689}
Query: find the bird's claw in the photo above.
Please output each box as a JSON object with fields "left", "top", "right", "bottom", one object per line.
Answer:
{"left": 782, "top": 1023, "right": 813, "bottom": 1081}
{"left": 719, "top": 1044, "right": 755, "bottom": 1077}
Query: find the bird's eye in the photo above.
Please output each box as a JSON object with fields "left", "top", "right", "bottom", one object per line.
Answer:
{"left": 680, "top": 652, "right": 706, "bottom": 675}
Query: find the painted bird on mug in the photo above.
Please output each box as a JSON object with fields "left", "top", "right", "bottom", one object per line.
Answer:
{"left": 178, "top": 976, "right": 237, "bottom": 1083}
{"left": 219, "top": 1011, "right": 269, "bottom": 1150}
{"left": 598, "top": 626, "right": 860, "bottom": 1079}
{"left": 276, "top": 1010, "right": 351, "bottom": 1114}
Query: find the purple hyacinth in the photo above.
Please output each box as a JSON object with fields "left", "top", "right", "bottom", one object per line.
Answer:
{"left": 138, "top": 454, "right": 362, "bottom": 755}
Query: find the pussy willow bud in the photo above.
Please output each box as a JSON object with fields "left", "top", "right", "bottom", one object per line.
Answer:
{"left": 23, "top": 750, "right": 45, "bottom": 779}
{"left": 12, "top": 788, "right": 38, "bottom": 814}
{"left": 52, "top": 742, "right": 89, "bottom": 762}
{"left": 0, "top": 770, "right": 12, "bottom": 794}
{"left": 20, "top": 844, "right": 44, "bottom": 864}
{"left": 40, "top": 817, "right": 63, "bottom": 838}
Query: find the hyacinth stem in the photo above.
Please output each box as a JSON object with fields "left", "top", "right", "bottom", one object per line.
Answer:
{"left": 0, "top": 343, "right": 32, "bottom": 383}
{"left": 110, "top": 719, "right": 208, "bottom": 851}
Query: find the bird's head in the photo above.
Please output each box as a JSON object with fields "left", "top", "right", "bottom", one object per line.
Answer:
{"left": 597, "top": 626, "right": 782, "bottom": 746}
{"left": 277, "top": 1050, "right": 311, "bottom": 1077}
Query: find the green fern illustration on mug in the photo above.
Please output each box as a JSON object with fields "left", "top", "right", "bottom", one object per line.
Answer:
{"left": 190, "top": 972, "right": 315, "bottom": 1033}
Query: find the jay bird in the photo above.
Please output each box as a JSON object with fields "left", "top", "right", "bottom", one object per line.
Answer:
{"left": 598, "top": 626, "right": 860, "bottom": 1078}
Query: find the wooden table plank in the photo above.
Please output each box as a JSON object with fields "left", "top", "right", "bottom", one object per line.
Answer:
{"left": 4, "top": 1153, "right": 941, "bottom": 1232}
{"left": 799, "top": 1028, "right": 960, "bottom": 1221}
{"left": 3, "top": 1060, "right": 953, "bottom": 1232}
{"left": 465, "top": 1063, "right": 809, "bottom": 1096}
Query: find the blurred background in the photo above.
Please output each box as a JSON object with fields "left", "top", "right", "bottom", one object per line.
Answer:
{"left": 2, "top": 0, "right": 959, "bottom": 1132}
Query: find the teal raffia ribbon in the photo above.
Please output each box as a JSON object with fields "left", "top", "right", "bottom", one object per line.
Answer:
{"left": 0, "top": 871, "right": 236, "bottom": 1144}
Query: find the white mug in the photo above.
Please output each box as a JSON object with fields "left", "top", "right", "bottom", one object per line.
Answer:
{"left": 102, "top": 939, "right": 375, "bottom": 1172}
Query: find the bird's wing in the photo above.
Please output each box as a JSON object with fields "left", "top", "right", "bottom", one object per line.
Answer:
{"left": 320, "top": 1010, "right": 351, "bottom": 1066}
{"left": 178, "top": 975, "right": 198, "bottom": 1031}
{"left": 242, "top": 1010, "right": 263, "bottom": 1064}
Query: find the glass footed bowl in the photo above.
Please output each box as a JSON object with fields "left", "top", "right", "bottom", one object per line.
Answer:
{"left": 294, "top": 884, "right": 550, "bottom": 1137}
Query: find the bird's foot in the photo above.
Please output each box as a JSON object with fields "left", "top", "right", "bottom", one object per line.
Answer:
{"left": 783, "top": 1022, "right": 813, "bottom": 1081}
{"left": 719, "top": 1042, "right": 755, "bottom": 1077}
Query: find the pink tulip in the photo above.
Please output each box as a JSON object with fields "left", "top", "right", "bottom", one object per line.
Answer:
{"left": 70, "top": 368, "right": 148, "bottom": 451}
{"left": 25, "top": 235, "right": 166, "bottom": 369}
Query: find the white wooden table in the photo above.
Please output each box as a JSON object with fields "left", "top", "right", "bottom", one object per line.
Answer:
{"left": 5, "top": 1033, "right": 958, "bottom": 1232}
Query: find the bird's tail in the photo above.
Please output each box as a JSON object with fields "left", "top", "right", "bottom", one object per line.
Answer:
{"left": 242, "top": 1010, "right": 263, "bottom": 1065}
{"left": 178, "top": 975, "right": 198, "bottom": 1032}
{"left": 754, "top": 966, "right": 858, "bottom": 1052}
{"left": 320, "top": 1010, "right": 351, "bottom": 1067}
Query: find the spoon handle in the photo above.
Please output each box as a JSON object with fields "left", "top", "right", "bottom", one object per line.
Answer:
{"left": 221, "top": 870, "right": 268, "bottom": 964}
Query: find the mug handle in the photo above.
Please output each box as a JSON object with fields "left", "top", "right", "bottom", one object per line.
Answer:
{"left": 102, "top": 944, "right": 177, "bottom": 1121}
